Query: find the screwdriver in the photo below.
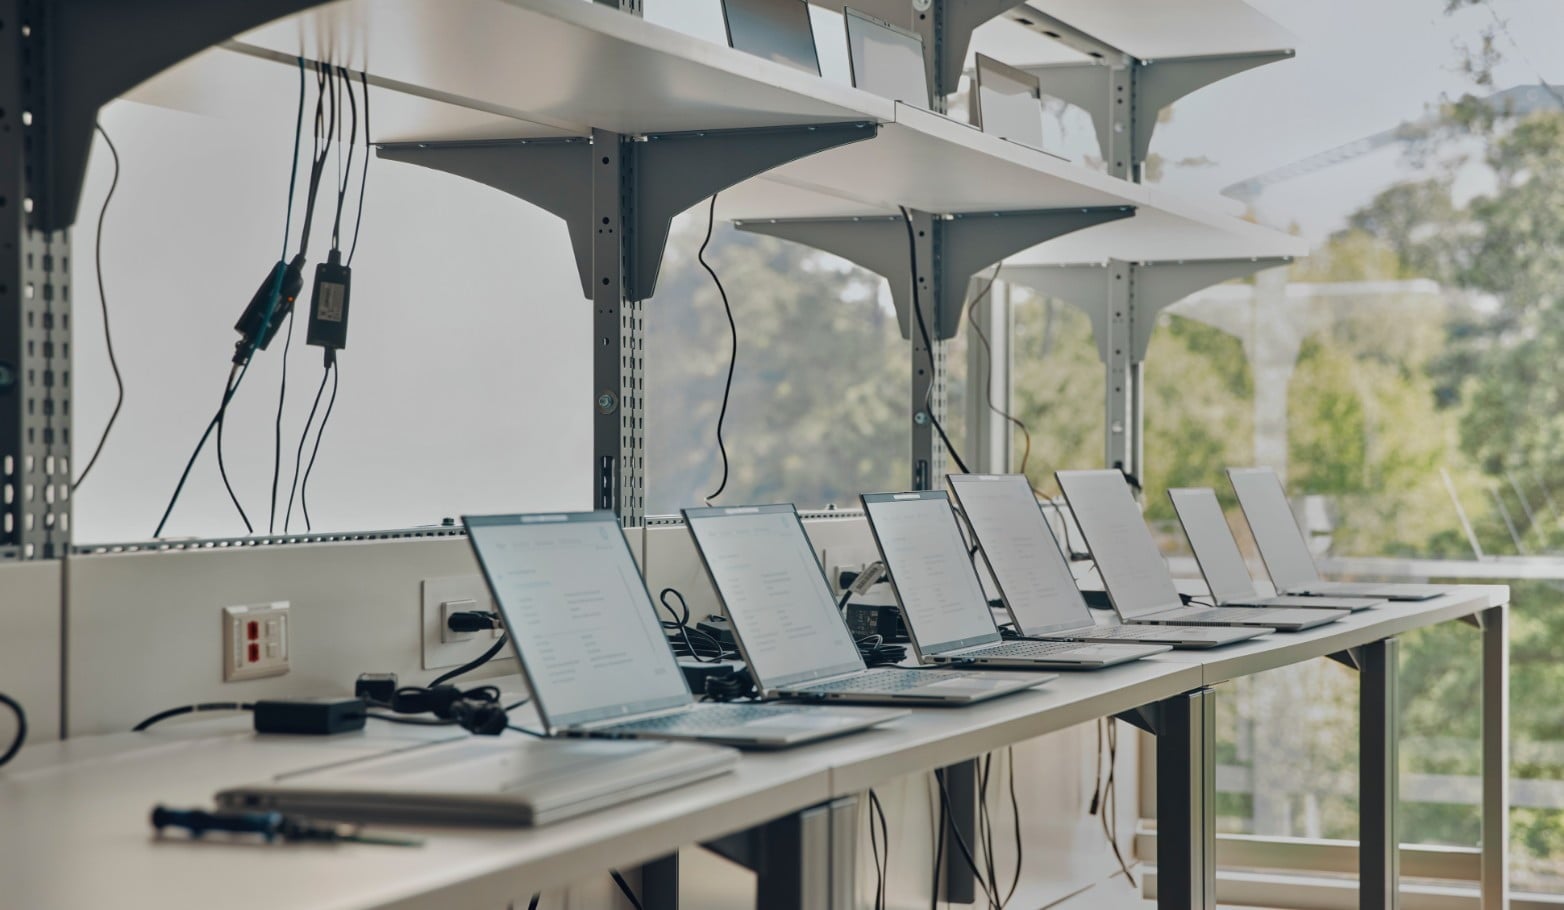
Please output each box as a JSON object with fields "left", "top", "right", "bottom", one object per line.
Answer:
{"left": 151, "top": 806, "right": 423, "bottom": 847}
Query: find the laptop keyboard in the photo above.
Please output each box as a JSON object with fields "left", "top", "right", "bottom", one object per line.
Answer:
{"left": 800, "top": 668, "right": 954, "bottom": 694}
{"left": 966, "top": 640, "right": 1086, "bottom": 659}
{"left": 602, "top": 703, "right": 807, "bottom": 733}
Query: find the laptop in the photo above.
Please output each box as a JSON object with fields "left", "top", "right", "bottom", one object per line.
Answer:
{"left": 683, "top": 504, "right": 1047, "bottom": 704}
{"left": 463, "top": 512, "right": 904, "bottom": 749}
{"left": 1055, "top": 470, "right": 1342, "bottom": 633}
{"left": 721, "top": 0, "right": 821, "bottom": 76}
{"left": 970, "top": 54, "right": 1046, "bottom": 150}
{"left": 948, "top": 474, "right": 1263, "bottom": 649}
{"left": 1226, "top": 468, "right": 1451, "bottom": 601}
{"left": 844, "top": 8, "right": 932, "bottom": 110}
{"left": 860, "top": 490, "right": 1169, "bottom": 668}
{"left": 217, "top": 734, "right": 737, "bottom": 827}
{"left": 1168, "top": 487, "right": 1382, "bottom": 611}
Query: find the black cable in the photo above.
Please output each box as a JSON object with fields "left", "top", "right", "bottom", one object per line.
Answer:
{"left": 331, "top": 65, "right": 358, "bottom": 251}
{"left": 268, "top": 306, "right": 297, "bottom": 534}
{"left": 427, "top": 634, "right": 509, "bottom": 689}
{"left": 156, "top": 363, "right": 250, "bottom": 537}
{"left": 964, "top": 263, "right": 1047, "bottom": 484}
{"left": 363, "top": 712, "right": 457, "bottom": 727}
{"left": 0, "top": 693, "right": 26, "bottom": 768}
{"left": 133, "top": 702, "right": 255, "bottom": 732}
{"left": 527, "top": 895, "right": 540, "bottom": 910}
{"left": 300, "top": 353, "right": 339, "bottom": 531}
{"left": 1101, "top": 719, "right": 1137, "bottom": 886}
{"left": 1005, "top": 746, "right": 1023, "bottom": 906}
{"left": 700, "top": 193, "right": 737, "bottom": 505}
{"left": 867, "top": 789, "right": 887, "bottom": 910}
{"left": 978, "top": 755, "right": 1000, "bottom": 908}
{"left": 931, "top": 777, "right": 946, "bottom": 910}
{"left": 657, "top": 588, "right": 737, "bottom": 662}
{"left": 283, "top": 362, "right": 332, "bottom": 533}
{"left": 507, "top": 724, "right": 547, "bottom": 738}
{"left": 898, "top": 207, "right": 970, "bottom": 475}
{"left": 347, "top": 70, "right": 370, "bottom": 267}
{"left": 873, "top": 790, "right": 890, "bottom": 909}
{"left": 214, "top": 363, "right": 254, "bottom": 533}
{"left": 609, "top": 871, "right": 644, "bottom": 910}
{"left": 73, "top": 123, "right": 123, "bottom": 492}
{"left": 934, "top": 767, "right": 999, "bottom": 908}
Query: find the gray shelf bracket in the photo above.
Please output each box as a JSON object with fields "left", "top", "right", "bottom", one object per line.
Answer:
{"left": 735, "top": 206, "right": 1133, "bottom": 340}
{"left": 1116, "top": 704, "right": 1163, "bottom": 736}
{"left": 12, "top": 0, "right": 336, "bottom": 232}
{"left": 1328, "top": 647, "right": 1365, "bottom": 672}
{"left": 379, "top": 121, "right": 876, "bottom": 302}
{"left": 1025, "top": 49, "right": 1292, "bottom": 179}
{"left": 1002, "top": 256, "right": 1289, "bottom": 475}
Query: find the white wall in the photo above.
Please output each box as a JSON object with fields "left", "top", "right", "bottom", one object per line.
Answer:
{"left": 70, "top": 100, "right": 592, "bottom": 544}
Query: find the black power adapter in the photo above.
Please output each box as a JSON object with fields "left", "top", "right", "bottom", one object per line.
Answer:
{"left": 306, "top": 249, "right": 351, "bottom": 351}
{"left": 252, "top": 697, "right": 366, "bottom": 735}
{"left": 233, "top": 255, "right": 307, "bottom": 364}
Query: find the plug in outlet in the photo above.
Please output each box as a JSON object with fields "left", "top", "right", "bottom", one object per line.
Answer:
{"left": 421, "top": 576, "right": 512, "bottom": 671}
{"left": 223, "top": 602, "right": 290, "bottom": 681}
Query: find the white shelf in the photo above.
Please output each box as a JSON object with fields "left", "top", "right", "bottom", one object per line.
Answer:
{"left": 125, "top": 0, "right": 1302, "bottom": 262}
{"left": 1016, "top": 0, "right": 1296, "bottom": 59}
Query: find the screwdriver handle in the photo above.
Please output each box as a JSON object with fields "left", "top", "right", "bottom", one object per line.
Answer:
{"left": 151, "top": 806, "right": 285, "bottom": 841}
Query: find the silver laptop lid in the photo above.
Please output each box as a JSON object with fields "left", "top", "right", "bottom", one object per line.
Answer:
{"left": 721, "top": 0, "right": 821, "bottom": 76}
{"left": 860, "top": 490, "right": 1002, "bottom": 658}
{"left": 1168, "top": 487, "right": 1261, "bottom": 605}
{"left": 1226, "top": 467, "right": 1322, "bottom": 591}
{"left": 947, "top": 473, "right": 1094, "bottom": 636}
{"left": 1055, "top": 470, "right": 1183, "bottom": 620}
{"left": 970, "top": 54, "right": 1044, "bottom": 148}
{"left": 683, "top": 504, "right": 865, "bottom": 690}
{"left": 464, "top": 512, "right": 692, "bottom": 732}
{"left": 844, "top": 8, "right": 932, "bottom": 110}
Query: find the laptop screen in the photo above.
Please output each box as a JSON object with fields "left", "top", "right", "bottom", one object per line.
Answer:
{"left": 1227, "top": 468, "right": 1322, "bottom": 591}
{"left": 844, "top": 8, "right": 932, "bottom": 110}
{"left": 1168, "top": 487, "right": 1260, "bottom": 605}
{"left": 721, "top": 0, "right": 821, "bottom": 76}
{"left": 972, "top": 54, "right": 1044, "bottom": 149}
{"left": 1055, "top": 471, "right": 1183, "bottom": 620}
{"left": 683, "top": 504, "right": 865, "bottom": 690}
{"left": 464, "top": 513, "right": 691, "bottom": 731}
{"left": 860, "top": 491, "right": 1001, "bottom": 657}
{"left": 948, "top": 474, "right": 1093, "bottom": 636}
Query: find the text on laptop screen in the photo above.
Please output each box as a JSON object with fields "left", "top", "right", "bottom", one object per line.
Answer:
{"left": 722, "top": 0, "right": 820, "bottom": 76}
{"left": 685, "top": 506, "right": 864, "bottom": 688}
{"left": 1169, "top": 488, "right": 1260, "bottom": 604}
{"left": 1227, "top": 468, "right": 1321, "bottom": 590}
{"left": 948, "top": 474, "right": 1092, "bottom": 635}
{"left": 845, "top": 9, "right": 931, "bottom": 109}
{"left": 863, "top": 494, "right": 999, "bottom": 653}
{"left": 465, "top": 514, "right": 689, "bottom": 728}
{"left": 1055, "top": 471, "right": 1182, "bottom": 620}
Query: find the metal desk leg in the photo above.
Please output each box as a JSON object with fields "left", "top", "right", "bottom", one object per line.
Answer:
{"left": 1482, "top": 605, "right": 1510, "bottom": 909}
{"left": 640, "top": 853, "right": 679, "bottom": 910}
{"left": 703, "top": 796, "right": 857, "bottom": 910}
{"left": 1360, "top": 638, "right": 1399, "bottom": 910}
{"left": 1156, "top": 689, "right": 1216, "bottom": 910}
{"left": 938, "top": 760, "right": 978, "bottom": 904}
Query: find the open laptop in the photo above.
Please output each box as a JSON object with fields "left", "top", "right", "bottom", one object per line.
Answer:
{"left": 683, "top": 504, "right": 1047, "bottom": 704}
{"left": 844, "top": 7, "right": 932, "bottom": 110}
{"left": 970, "top": 54, "right": 1046, "bottom": 150}
{"left": 948, "top": 474, "right": 1263, "bottom": 649}
{"left": 1226, "top": 468, "right": 1451, "bottom": 601}
{"left": 721, "top": 0, "right": 821, "bottom": 76}
{"left": 1168, "top": 487, "right": 1382, "bottom": 611}
{"left": 860, "top": 491, "right": 1169, "bottom": 668}
{"left": 463, "top": 512, "right": 904, "bottom": 749}
{"left": 217, "top": 734, "right": 737, "bottom": 827}
{"left": 1055, "top": 470, "right": 1342, "bottom": 632}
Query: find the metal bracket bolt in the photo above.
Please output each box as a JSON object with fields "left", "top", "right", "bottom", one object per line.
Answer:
{"left": 597, "top": 392, "right": 618, "bottom": 415}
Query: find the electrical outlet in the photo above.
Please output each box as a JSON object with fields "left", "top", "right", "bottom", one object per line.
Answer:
{"left": 222, "top": 601, "right": 290, "bottom": 682}
{"left": 421, "top": 576, "right": 512, "bottom": 671}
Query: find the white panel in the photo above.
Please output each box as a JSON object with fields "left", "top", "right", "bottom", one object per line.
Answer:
{"left": 0, "top": 561, "right": 63, "bottom": 743}
{"left": 65, "top": 537, "right": 518, "bottom": 736}
{"left": 1026, "top": 0, "right": 1296, "bottom": 58}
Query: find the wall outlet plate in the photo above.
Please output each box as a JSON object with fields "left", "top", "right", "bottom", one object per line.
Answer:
{"left": 222, "top": 601, "right": 290, "bottom": 682}
{"left": 421, "top": 576, "right": 512, "bottom": 671}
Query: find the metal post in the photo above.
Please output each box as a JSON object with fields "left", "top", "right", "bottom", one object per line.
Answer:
{"left": 1157, "top": 689, "right": 1216, "bottom": 910}
{"left": 1481, "top": 605, "right": 1510, "bottom": 909}
{"left": 639, "top": 853, "right": 678, "bottom": 910}
{"left": 939, "top": 761, "right": 979, "bottom": 904}
{"left": 909, "top": 210, "right": 942, "bottom": 491}
{"left": 2, "top": 0, "right": 72, "bottom": 560}
{"left": 590, "top": 129, "right": 644, "bottom": 524}
{"left": 1359, "top": 638, "right": 1399, "bottom": 910}
{"left": 1104, "top": 262, "right": 1135, "bottom": 476}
